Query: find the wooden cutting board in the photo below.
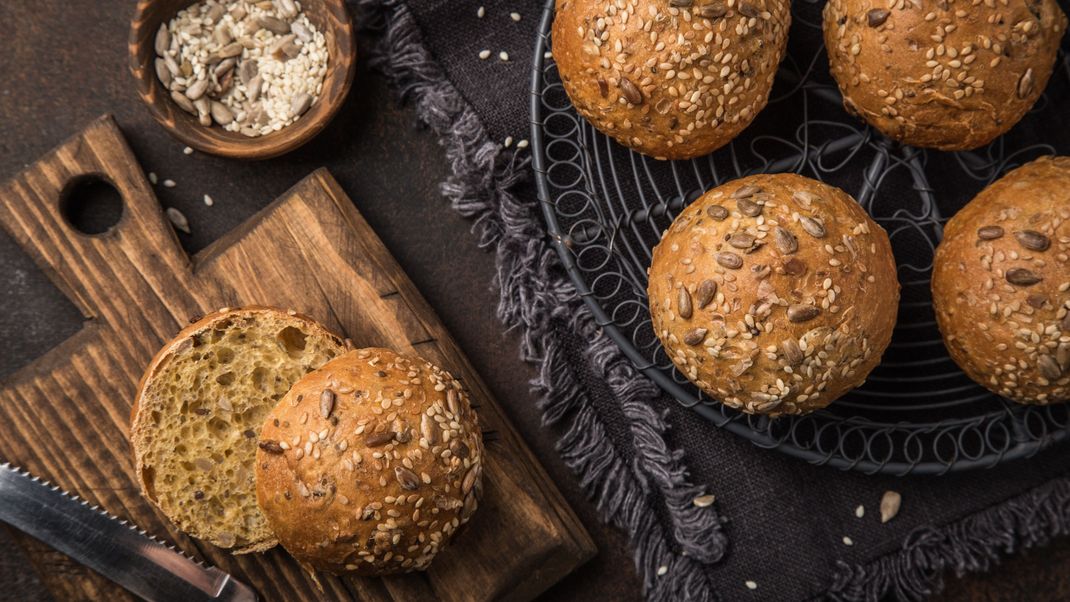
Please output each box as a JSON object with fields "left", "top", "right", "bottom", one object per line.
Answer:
{"left": 0, "top": 116, "right": 595, "bottom": 602}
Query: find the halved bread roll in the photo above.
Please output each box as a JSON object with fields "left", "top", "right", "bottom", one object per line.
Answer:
{"left": 130, "top": 306, "right": 345, "bottom": 552}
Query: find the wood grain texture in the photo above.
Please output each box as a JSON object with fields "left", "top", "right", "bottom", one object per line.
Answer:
{"left": 0, "top": 116, "right": 594, "bottom": 601}
{"left": 128, "top": 0, "right": 356, "bottom": 159}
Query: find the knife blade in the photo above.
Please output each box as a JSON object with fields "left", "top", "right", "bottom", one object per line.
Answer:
{"left": 0, "top": 463, "right": 257, "bottom": 602}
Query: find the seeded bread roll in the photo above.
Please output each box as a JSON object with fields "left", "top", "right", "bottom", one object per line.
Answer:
{"left": 255, "top": 348, "right": 484, "bottom": 576}
{"left": 823, "top": 0, "right": 1067, "bottom": 151}
{"left": 131, "top": 306, "right": 346, "bottom": 552}
{"left": 647, "top": 174, "right": 900, "bottom": 415}
{"left": 552, "top": 0, "right": 791, "bottom": 160}
{"left": 932, "top": 157, "right": 1070, "bottom": 404}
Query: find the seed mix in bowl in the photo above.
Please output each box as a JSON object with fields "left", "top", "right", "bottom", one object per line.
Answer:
{"left": 154, "top": 0, "right": 328, "bottom": 137}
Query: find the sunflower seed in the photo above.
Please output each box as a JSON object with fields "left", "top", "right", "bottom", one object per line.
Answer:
{"left": 737, "top": 198, "right": 762, "bottom": 217}
{"left": 1014, "top": 230, "right": 1051, "bottom": 252}
{"left": 1027, "top": 294, "right": 1048, "bottom": 309}
{"left": 780, "top": 339, "right": 803, "bottom": 366}
{"left": 1039, "top": 355, "right": 1063, "bottom": 381}
{"left": 320, "top": 389, "right": 336, "bottom": 419}
{"left": 597, "top": 76, "right": 609, "bottom": 97}
{"left": 447, "top": 389, "right": 461, "bottom": 416}
{"left": 218, "top": 42, "right": 244, "bottom": 59}
{"left": 678, "top": 287, "right": 693, "bottom": 319}
{"left": 155, "top": 24, "right": 171, "bottom": 56}
{"left": 774, "top": 227, "right": 798, "bottom": 255}
{"left": 706, "top": 205, "right": 729, "bottom": 221}
{"left": 246, "top": 75, "right": 263, "bottom": 102}
{"left": 238, "top": 59, "right": 258, "bottom": 84}
{"left": 1063, "top": 312, "right": 1070, "bottom": 332}
{"left": 278, "top": 0, "right": 298, "bottom": 18}
{"left": 366, "top": 431, "right": 395, "bottom": 447}
{"left": 1058, "top": 343, "right": 1070, "bottom": 371}
{"left": 799, "top": 216, "right": 827, "bottom": 238}
{"left": 421, "top": 413, "right": 439, "bottom": 444}
{"left": 692, "top": 494, "right": 716, "bottom": 507}
{"left": 699, "top": 2, "right": 727, "bottom": 19}
{"left": 291, "top": 93, "right": 312, "bottom": 116}
{"left": 729, "top": 233, "right": 756, "bottom": 250}
{"left": 977, "top": 225, "right": 1004, "bottom": 240}
{"left": 291, "top": 21, "right": 312, "bottom": 43}
{"left": 787, "top": 305, "right": 820, "bottom": 323}
{"left": 783, "top": 258, "right": 807, "bottom": 276}
{"left": 1006, "top": 268, "right": 1043, "bottom": 286}
{"left": 462, "top": 466, "right": 478, "bottom": 494}
{"left": 669, "top": 0, "right": 692, "bottom": 5}
{"left": 210, "top": 101, "right": 234, "bottom": 125}
{"left": 738, "top": 2, "right": 759, "bottom": 17}
{"left": 1017, "top": 68, "right": 1035, "bottom": 99}
{"left": 683, "top": 328, "right": 708, "bottom": 346}
{"left": 620, "top": 77, "right": 643, "bottom": 105}
{"left": 214, "top": 57, "right": 237, "bottom": 79}
{"left": 214, "top": 24, "right": 234, "bottom": 46}
{"left": 258, "top": 16, "right": 291, "bottom": 35}
{"left": 185, "top": 78, "right": 209, "bottom": 101}
{"left": 170, "top": 90, "right": 197, "bottom": 114}
{"left": 716, "top": 252, "right": 743, "bottom": 270}
{"left": 166, "top": 208, "right": 191, "bottom": 234}
{"left": 733, "top": 186, "right": 762, "bottom": 200}
{"left": 155, "top": 59, "right": 172, "bottom": 87}
{"left": 206, "top": 3, "right": 225, "bottom": 22}
{"left": 395, "top": 467, "right": 420, "bottom": 491}
{"left": 880, "top": 490, "right": 901, "bottom": 523}
{"left": 696, "top": 280, "right": 718, "bottom": 309}
{"left": 259, "top": 440, "right": 284, "bottom": 454}
{"left": 450, "top": 439, "right": 470, "bottom": 459}
{"left": 867, "top": 8, "right": 890, "bottom": 27}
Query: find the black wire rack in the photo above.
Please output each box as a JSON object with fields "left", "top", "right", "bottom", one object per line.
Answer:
{"left": 530, "top": 0, "right": 1070, "bottom": 475}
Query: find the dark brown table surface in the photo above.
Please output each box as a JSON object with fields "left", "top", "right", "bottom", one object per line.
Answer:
{"left": 0, "top": 2, "right": 1067, "bottom": 601}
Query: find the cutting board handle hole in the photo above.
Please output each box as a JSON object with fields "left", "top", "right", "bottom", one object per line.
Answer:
{"left": 60, "top": 174, "right": 124, "bottom": 236}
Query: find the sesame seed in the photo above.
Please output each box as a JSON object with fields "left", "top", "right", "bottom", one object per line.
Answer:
{"left": 656, "top": 565, "right": 668, "bottom": 576}
{"left": 504, "top": 136, "right": 513, "bottom": 148}
{"left": 148, "top": 172, "right": 158, "bottom": 185}
{"left": 510, "top": 12, "right": 521, "bottom": 21}
{"left": 745, "top": 581, "right": 758, "bottom": 590}
{"left": 477, "top": 6, "right": 484, "bottom": 17}
{"left": 163, "top": 179, "right": 176, "bottom": 188}
{"left": 499, "top": 51, "right": 509, "bottom": 61}
{"left": 479, "top": 49, "right": 491, "bottom": 60}
{"left": 203, "top": 194, "right": 214, "bottom": 206}
{"left": 183, "top": 146, "right": 194, "bottom": 155}
{"left": 517, "top": 139, "right": 529, "bottom": 149}
{"left": 855, "top": 505, "right": 864, "bottom": 518}
{"left": 843, "top": 536, "right": 854, "bottom": 546}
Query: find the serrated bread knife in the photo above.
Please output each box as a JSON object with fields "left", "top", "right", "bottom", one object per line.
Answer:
{"left": 0, "top": 463, "right": 257, "bottom": 602}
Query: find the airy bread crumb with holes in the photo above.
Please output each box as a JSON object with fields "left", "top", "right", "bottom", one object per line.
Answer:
{"left": 130, "top": 306, "right": 345, "bottom": 552}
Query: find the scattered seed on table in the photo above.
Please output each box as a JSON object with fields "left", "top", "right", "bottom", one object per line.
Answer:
{"left": 692, "top": 494, "right": 715, "bottom": 507}
{"left": 842, "top": 536, "right": 854, "bottom": 546}
{"left": 203, "top": 194, "right": 214, "bottom": 207}
{"left": 479, "top": 49, "right": 491, "bottom": 60}
{"left": 510, "top": 12, "right": 521, "bottom": 21}
{"left": 880, "top": 490, "right": 901, "bottom": 523}
{"left": 517, "top": 139, "right": 529, "bottom": 149}
{"left": 504, "top": 136, "right": 513, "bottom": 148}
{"left": 656, "top": 565, "right": 668, "bottom": 576}
{"left": 855, "top": 505, "right": 864, "bottom": 518}
{"left": 499, "top": 51, "right": 510, "bottom": 61}
{"left": 745, "top": 581, "right": 758, "bottom": 590}
{"left": 477, "top": 5, "right": 484, "bottom": 17}
{"left": 166, "top": 207, "right": 191, "bottom": 234}
{"left": 163, "top": 179, "right": 176, "bottom": 188}
{"left": 149, "top": 172, "right": 158, "bottom": 185}
{"left": 183, "top": 146, "right": 193, "bottom": 155}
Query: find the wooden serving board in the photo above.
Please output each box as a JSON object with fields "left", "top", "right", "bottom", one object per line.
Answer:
{"left": 0, "top": 116, "right": 594, "bottom": 602}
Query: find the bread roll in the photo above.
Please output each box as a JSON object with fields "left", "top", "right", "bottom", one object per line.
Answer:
{"left": 131, "top": 306, "right": 345, "bottom": 552}
{"left": 255, "top": 348, "right": 484, "bottom": 575}
{"left": 932, "top": 156, "right": 1070, "bottom": 404}
{"left": 552, "top": 0, "right": 791, "bottom": 160}
{"left": 823, "top": 0, "right": 1067, "bottom": 151}
{"left": 647, "top": 174, "right": 900, "bottom": 415}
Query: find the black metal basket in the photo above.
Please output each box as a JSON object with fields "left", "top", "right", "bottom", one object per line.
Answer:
{"left": 530, "top": 0, "right": 1070, "bottom": 475}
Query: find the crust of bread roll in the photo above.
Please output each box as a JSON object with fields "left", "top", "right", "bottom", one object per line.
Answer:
{"left": 131, "top": 306, "right": 345, "bottom": 553}
{"left": 648, "top": 173, "right": 900, "bottom": 415}
{"left": 255, "top": 348, "right": 484, "bottom": 575}
{"left": 932, "top": 156, "right": 1070, "bottom": 404}
{"left": 552, "top": 0, "right": 791, "bottom": 160}
{"left": 823, "top": 0, "right": 1067, "bottom": 151}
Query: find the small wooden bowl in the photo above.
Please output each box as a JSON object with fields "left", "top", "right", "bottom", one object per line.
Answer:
{"left": 129, "top": 0, "right": 355, "bottom": 160}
